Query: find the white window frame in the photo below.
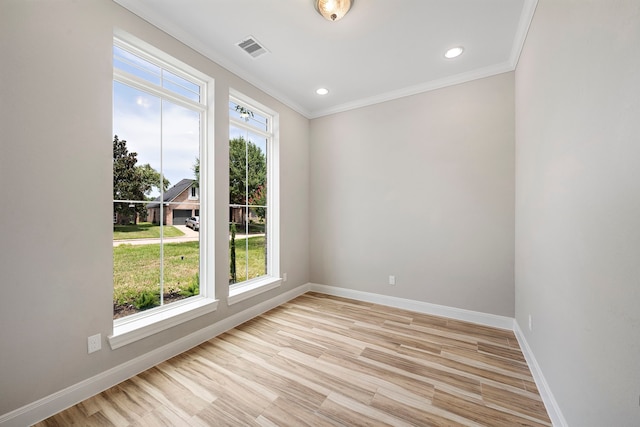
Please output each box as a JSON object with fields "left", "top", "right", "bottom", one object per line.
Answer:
{"left": 227, "top": 90, "right": 281, "bottom": 305}
{"left": 108, "top": 31, "right": 218, "bottom": 350}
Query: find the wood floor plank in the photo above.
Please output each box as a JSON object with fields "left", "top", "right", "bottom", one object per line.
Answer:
{"left": 395, "top": 345, "right": 529, "bottom": 391}
{"left": 478, "top": 341, "right": 527, "bottom": 363}
{"left": 35, "top": 292, "right": 551, "bottom": 427}
{"left": 360, "top": 347, "right": 483, "bottom": 396}
{"left": 440, "top": 346, "right": 532, "bottom": 377}
{"left": 481, "top": 383, "right": 550, "bottom": 423}
{"left": 318, "top": 352, "right": 436, "bottom": 402}
{"left": 318, "top": 392, "right": 414, "bottom": 427}
{"left": 370, "top": 388, "right": 478, "bottom": 427}
{"left": 258, "top": 397, "right": 336, "bottom": 427}
{"left": 433, "top": 388, "right": 551, "bottom": 427}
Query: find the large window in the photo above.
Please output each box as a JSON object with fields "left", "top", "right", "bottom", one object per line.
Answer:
{"left": 228, "top": 93, "right": 279, "bottom": 302}
{"left": 112, "top": 37, "right": 211, "bottom": 323}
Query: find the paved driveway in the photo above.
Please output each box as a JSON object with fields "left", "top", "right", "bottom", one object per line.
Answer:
{"left": 113, "top": 226, "right": 265, "bottom": 246}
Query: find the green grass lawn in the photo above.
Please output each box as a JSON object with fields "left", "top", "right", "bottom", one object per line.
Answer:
{"left": 113, "top": 240, "right": 199, "bottom": 306}
{"left": 113, "top": 236, "right": 266, "bottom": 311}
{"left": 113, "top": 222, "right": 184, "bottom": 240}
{"left": 232, "top": 236, "right": 266, "bottom": 283}
{"left": 230, "top": 221, "right": 266, "bottom": 235}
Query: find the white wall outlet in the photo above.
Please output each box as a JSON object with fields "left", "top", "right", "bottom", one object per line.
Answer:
{"left": 528, "top": 314, "right": 532, "bottom": 331}
{"left": 389, "top": 275, "right": 396, "bottom": 286}
{"left": 88, "top": 333, "right": 101, "bottom": 354}
{"left": 282, "top": 272, "right": 288, "bottom": 282}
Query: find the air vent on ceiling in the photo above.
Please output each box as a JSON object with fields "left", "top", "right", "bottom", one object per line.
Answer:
{"left": 237, "top": 36, "right": 269, "bottom": 59}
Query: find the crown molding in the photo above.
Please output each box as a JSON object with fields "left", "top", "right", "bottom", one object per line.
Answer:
{"left": 309, "top": 62, "right": 515, "bottom": 119}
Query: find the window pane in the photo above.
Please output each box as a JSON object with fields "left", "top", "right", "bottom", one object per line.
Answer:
{"left": 246, "top": 132, "right": 267, "bottom": 209}
{"left": 229, "top": 221, "right": 240, "bottom": 285}
{"left": 113, "top": 82, "right": 162, "bottom": 200}
{"left": 247, "top": 206, "right": 267, "bottom": 280}
{"left": 229, "top": 128, "right": 247, "bottom": 205}
{"left": 229, "top": 100, "right": 268, "bottom": 132}
{"left": 113, "top": 201, "right": 161, "bottom": 318}
{"left": 247, "top": 112, "right": 269, "bottom": 132}
{"left": 161, "top": 226, "right": 200, "bottom": 303}
{"left": 114, "top": 45, "right": 161, "bottom": 86}
{"left": 229, "top": 100, "right": 246, "bottom": 121}
{"left": 114, "top": 45, "right": 202, "bottom": 103}
{"left": 163, "top": 70, "right": 200, "bottom": 102}
{"left": 162, "top": 100, "right": 200, "bottom": 198}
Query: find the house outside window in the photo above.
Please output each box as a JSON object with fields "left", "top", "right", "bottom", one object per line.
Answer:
{"left": 228, "top": 92, "right": 280, "bottom": 304}
{"left": 109, "top": 34, "right": 217, "bottom": 349}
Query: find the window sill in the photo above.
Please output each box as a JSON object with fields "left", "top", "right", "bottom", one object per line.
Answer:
{"left": 228, "top": 276, "right": 282, "bottom": 306}
{"left": 108, "top": 296, "right": 219, "bottom": 350}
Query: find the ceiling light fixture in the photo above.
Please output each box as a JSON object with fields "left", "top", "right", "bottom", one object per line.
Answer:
{"left": 316, "top": 88, "right": 329, "bottom": 95}
{"left": 315, "top": 0, "right": 353, "bottom": 22}
{"left": 444, "top": 46, "right": 464, "bottom": 59}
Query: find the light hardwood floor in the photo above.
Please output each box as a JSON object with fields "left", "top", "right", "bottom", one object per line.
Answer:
{"left": 35, "top": 292, "right": 551, "bottom": 426}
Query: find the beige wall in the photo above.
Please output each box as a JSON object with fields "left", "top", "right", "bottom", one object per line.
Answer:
{"left": 309, "top": 73, "right": 516, "bottom": 317}
{"left": 515, "top": 0, "right": 640, "bottom": 425}
{"left": 0, "top": 0, "right": 309, "bottom": 416}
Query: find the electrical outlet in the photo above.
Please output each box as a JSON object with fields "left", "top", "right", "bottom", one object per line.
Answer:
{"left": 88, "top": 333, "right": 101, "bottom": 354}
{"left": 528, "top": 315, "right": 532, "bottom": 331}
{"left": 283, "top": 272, "right": 288, "bottom": 282}
{"left": 389, "top": 275, "right": 396, "bottom": 286}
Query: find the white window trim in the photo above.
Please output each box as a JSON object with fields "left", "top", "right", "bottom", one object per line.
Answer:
{"left": 228, "top": 90, "right": 280, "bottom": 303}
{"left": 228, "top": 276, "right": 282, "bottom": 305}
{"left": 108, "top": 297, "right": 218, "bottom": 350}
{"left": 109, "top": 30, "right": 217, "bottom": 349}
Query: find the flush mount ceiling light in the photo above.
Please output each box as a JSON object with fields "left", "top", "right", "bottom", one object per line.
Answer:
{"left": 316, "top": 88, "right": 329, "bottom": 95}
{"left": 315, "top": 0, "right": 353, "bottom": 21}
{"left": 444, "top": 46, "right": 464, "bottom": 59}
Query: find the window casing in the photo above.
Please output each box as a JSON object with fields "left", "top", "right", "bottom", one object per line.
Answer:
{"left": 228, "top": 91, "right": 280, "bottom": 304}
{"left": 109, "top": 33, "right": 217, "bottom": 349}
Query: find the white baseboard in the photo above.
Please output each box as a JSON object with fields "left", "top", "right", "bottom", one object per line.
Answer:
{"left": 0, "top": 283, "right": 310, "bottom": 427}
{"left": 309, "top": 283, "right": 515, "bottom": 330}
{"left": 513, "top": 321, "right": 568, "bottom": 427}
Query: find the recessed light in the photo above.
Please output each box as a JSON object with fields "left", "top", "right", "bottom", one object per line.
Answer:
{"left": 316, "top": 88, "right": 329, "bottom": 95}
{"left": 444, "top": 46, "right": 464, "bottom": 59}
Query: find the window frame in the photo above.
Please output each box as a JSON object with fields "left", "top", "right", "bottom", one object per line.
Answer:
{"left": 108, "top": 32, "right": 218, "bottom": 350}
{"left": 227, "top": 90, "right": 281, "bottom": 305}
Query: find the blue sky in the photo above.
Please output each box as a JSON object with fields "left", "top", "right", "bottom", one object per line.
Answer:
{"left": 113, "top": 81, "right": 200, "bottom": 198}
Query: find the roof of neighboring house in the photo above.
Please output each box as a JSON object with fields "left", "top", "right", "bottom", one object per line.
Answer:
{"left": 147, "top": 178, "right": 194, "bottom": 208}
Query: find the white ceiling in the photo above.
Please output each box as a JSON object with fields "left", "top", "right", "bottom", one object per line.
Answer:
{"left": 114, "top": 0, "right": 537, "bottom": 118}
